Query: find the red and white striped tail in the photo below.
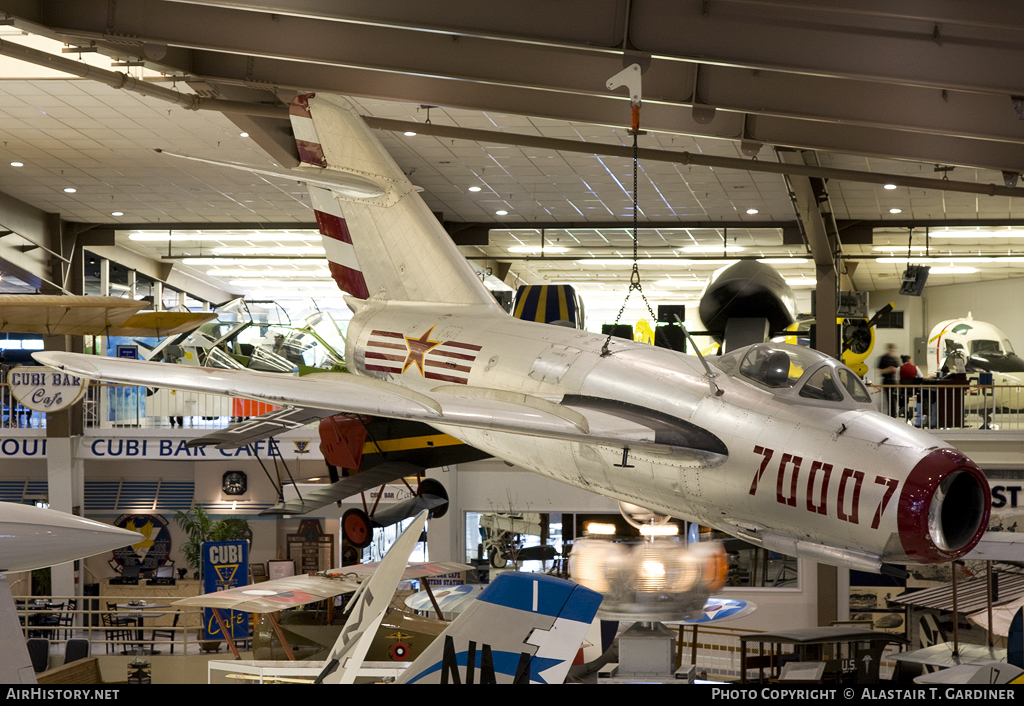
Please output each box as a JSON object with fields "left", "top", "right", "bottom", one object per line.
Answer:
{"left": 290, "top": 94, "right": 369, "bottom": 299}
{"left": 287, "top": 93, "right": 498, "bottom": 308}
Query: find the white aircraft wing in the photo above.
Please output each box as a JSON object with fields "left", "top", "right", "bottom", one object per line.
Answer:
{"left": 172, "top": 574, "right": 362, "bottom": 614}
{"left": 34, "top": 352, "right": 728, "bottom": 465}
{"left": 965, "top": 531, "right": 1024, "bottom": 561}
{"left": 170, "top": 560, "right": 472, "bottom": 614}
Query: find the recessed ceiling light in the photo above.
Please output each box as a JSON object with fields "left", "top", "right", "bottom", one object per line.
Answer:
{"left": 10, "top": 162, "right": 22, "bottom": 168}
{"left": 746, "top": 208, "right": 759, "bottom": 215}
{"left": 111, "top": 211, "right": 123, "bottom": 217}
{"left": 404, "top": 131, "right": 417, "bottom": 137}
{"left": 63, "top": 188, "right": 76, "bottom": 193}
{"left": 884, "top": 184, "right": 898, "bottom": 190}
{"left": 495, "top": 210, "right": 508, "bottom": 216}
{"left": 468, "top": 186, "right": 482, "bottom": 192}
{"left": 239, "top": 132, "right": 249, "bottom": 138}
{"left": 889, "top": 208, "right": 902, "bottom": 214}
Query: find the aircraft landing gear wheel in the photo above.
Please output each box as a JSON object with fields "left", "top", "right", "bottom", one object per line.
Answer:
{"left": 342, "top": 508, "right": 372, "bottom": 549}
{"left": 489, "top": 551, "right": 507, "bottom": 569}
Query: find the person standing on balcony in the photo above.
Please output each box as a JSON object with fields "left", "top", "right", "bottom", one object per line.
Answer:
{"left": 877, "top": 344, "right": 900, "bottom": 416}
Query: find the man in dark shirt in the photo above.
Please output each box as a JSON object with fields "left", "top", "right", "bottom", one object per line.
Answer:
{"left": 877, "top": 344, "right": 899, "bottom": 416}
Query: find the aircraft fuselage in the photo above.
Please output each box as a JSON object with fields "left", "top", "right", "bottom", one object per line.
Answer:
{"left": 347, "top": 301, "right": 989, "bottom": 571}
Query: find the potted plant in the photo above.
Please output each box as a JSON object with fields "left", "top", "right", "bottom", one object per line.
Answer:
{"left": 173, "top": 505, "right": 249, "bottom": 581}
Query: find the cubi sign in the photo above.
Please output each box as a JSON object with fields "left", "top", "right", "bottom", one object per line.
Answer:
{"left": 8, "top": 366, "right": 87, "bottom": 412}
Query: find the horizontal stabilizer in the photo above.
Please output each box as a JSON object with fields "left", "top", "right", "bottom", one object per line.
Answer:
{"left": 965, "top": 531, "right": 1024, "bottom": 561}
{"left": 398, "top": 573, "right": 603, "bottom": 684}
{"left": 261, "top": 461, "right": 423, "bottom": 516}
{"left": 155, "top": 149, "right": 387, "bottom": 198}
{"left": 188, "top": 405, "right": 337, "bottom": 449}
{"left": 34, "top": 352, "right": 728, "bottom": 466}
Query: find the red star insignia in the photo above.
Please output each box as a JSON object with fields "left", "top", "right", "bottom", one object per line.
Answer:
{"left": 403, "top": 326, "right": 441, "bottom": 375}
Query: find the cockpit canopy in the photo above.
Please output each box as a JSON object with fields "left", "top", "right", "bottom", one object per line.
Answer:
{"left": 716, "top": 343, "right": 873, "bottom": 407}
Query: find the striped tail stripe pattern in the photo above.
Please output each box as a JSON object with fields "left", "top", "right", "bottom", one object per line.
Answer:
{"left": 290, "top": 93, "right": 370, "bottom": 299}
{"left": 365, "top": 328, "right": 481, "bottom": 385}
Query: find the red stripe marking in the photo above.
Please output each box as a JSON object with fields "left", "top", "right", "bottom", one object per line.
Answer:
{"left": 314, "top": 209, "right": 353, "bottom": 245}
{"left": 366, "top": 352, "right": 406, "bottom": 362}
{"left": 425, "top": 372, "right": 469, "bottom": 384}
{"left": 430, "top": 349, "right": 476, "bottom": 361}
{"left": 367, "top": 340, "right": 406, "bottom": 351}
{"left": 290, "top": 94, "right": 315, "bottom": 118}
{"left": 366, "top": 364, "right": 402, "bottom": 374}
{"left": 370, "top": 330, "right": 404, "bottom": 339}
{"left": 441, "top": 341, "right": 482, "bottom": 351}
{"left": 425, "top": 359, "right": 471, "bottom": 373}
{"left": 296, "top": 139, "right": 327, "bottom": 167}
{"left": 328, "top": 262, "right": 369, "bottom": 299}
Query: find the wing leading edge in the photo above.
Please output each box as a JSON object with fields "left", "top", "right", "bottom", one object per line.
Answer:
{"left": 34, "top": 352, "right": 728, "bottom": 465}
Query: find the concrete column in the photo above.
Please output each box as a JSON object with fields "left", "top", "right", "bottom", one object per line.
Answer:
{"left": 46, "top": 438, "right": 85, "bottom": 599}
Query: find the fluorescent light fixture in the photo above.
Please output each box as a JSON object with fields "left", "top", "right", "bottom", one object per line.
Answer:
{"left": 10, "top": 161, "right": 22, "bottom": 167}
{"left": 929, "top": 267, "right": 978, "bottom": 274}
{"left": 884, "top": 184, "right": 897, "bottom": 190}
{"left": 889, "top": 208, "right": 902, "bottom": 214}
{"left": 507, "top": 245, "right": 569, "bottom": 254}
{"left": 129, "top": 232, "right": 319, "bottom": 243}
{"left": 928, "top": 231, "right": 1024, "bottom": 239}
{"left": 639, "top": 524, "right": 680, "bottom": 537}
{"left": 208, "top": 268, "right": 330, "bottom": 277}
{"left": 182, "top": 258, "right": 324, "bottom": 266}
{"left": 874, "top": 257, "right": 1018, "bottom": 264}
{"left": 63, "top": 187, "right": 76, "bottom": 193}
{"left": 785, "top": 278, "right": 817, "bottom": 286}
{"left": 585, "top": 523, "right": 617, "bottom": 535}
{"left": 578, "top": 258, "right": 695, "bottom": 266}
{"left": 229, "top": 279, "right": 339, "bottom": 288}
{"left": 213, "top": 246, "right": 326, "bottom": 256}
{"left": 495, "top": 210, "right": 508, "bottom": 216}
{"left": 654, "top": 279, "right": 706, "bottom": 288}
{"left": 680, "top": 245, "right": 745, "bottom": 253}
{"left": 111, "top": 211, "right": 123, "bottom": 217}
{"left": 468, "top": 186, "right": 482, "bottom": 192}
{"left": 745, "top": 208, "right": 759, "bottom": 215}
{"left": 403, "top": 131, "right": 417, "bottom": 137}
{"left": 757, "top": 258, "right": 809, "bottom": 264}
{"left": 239, "top": 132, "right": 249, "bottom": 138}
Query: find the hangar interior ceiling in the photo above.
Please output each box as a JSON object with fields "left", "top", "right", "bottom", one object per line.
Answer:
{"left": 1, "top": 1, "right": 1024, "bottom": 320}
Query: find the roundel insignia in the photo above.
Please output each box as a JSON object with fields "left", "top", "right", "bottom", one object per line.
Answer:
{"left": 389, "top": 641, "right": 410, "bottom": 661}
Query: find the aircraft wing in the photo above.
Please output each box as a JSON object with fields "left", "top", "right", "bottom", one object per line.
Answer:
{"left": 260, "top": 461, "right": 424, "bottom": 516}
{"left": 187, "top": 405, "right": 338, "bottom": 450}
{"left": 0, "top": 295, "right": 215, "bottom": 337}
{"left": 34, "top": 352, "right": 728, "bottom": 465}
{"left": 964, "top": 531, "right": 1024, "bottom": 561}
{"left": 326, "top": 561, "right": 472, "bottom": 582}
{"left": 172, "top": 573, "right": 362, "bottom": 613}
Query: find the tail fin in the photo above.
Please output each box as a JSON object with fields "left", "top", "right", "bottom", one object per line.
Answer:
{"left": 290, "top": 94, "right": 497, "bottom": 307}
{"left": 397, "top": 573, "right": 602, "bottom": 684}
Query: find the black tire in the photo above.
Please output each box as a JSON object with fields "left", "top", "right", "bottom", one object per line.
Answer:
{"left": 342, "top": 508, "right": 373, "bottom": 549}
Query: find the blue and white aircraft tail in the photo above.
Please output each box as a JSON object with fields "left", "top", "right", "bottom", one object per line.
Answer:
{"left": 397, "top": 572, "right": 603, "bottom": 684}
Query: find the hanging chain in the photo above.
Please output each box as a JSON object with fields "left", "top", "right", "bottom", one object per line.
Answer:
{"left": 601, "top": 130, "right": 662, "bottom": 356}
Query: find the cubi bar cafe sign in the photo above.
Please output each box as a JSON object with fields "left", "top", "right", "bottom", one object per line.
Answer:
{"left": 8, "top": 366, "right": 88, "bottom": 412}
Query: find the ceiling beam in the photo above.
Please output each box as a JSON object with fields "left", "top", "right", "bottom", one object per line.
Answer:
{"left": 10, "top": 1, "right": 1024, "bottom": 173}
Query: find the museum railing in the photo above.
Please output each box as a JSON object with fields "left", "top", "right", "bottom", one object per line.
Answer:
{"left": 874, "top": 381, "right": 1024, "bottom": 430}
{"left": 15, "top": 594, "right": 239, "bottom": 657}
{"left": 5, "top": 379, "right": 1024, "bottom": 433}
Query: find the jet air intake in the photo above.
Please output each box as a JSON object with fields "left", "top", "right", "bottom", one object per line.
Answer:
{"left": 898, "top": 448, "right": 990, "bottom": 562}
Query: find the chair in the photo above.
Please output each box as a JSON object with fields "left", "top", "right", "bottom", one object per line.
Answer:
{"left": 57, "top": 599, "right": 76, "bottom": 641}
{"left": 26, "top": 638, "right": 49, "bottom": 673}
{"left": 150, "top": 612, "right": 180, "bottom": 654}
{"left": 33, "top": 602, "right": 63, "bottom": 640}
{"left": 64, "top": 638, "right": 90, "bottom": 665}
{"left": 101, "top": 604, "right": 136, "bottom": 655}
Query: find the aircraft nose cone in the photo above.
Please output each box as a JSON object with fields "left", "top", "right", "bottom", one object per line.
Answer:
{"left": 897, "top": 448, "right": 990, "bottom": 562}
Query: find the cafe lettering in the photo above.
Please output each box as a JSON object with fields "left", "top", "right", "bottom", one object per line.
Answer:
{"left": 8, "top": 366, "right": 88, "bottom": 413}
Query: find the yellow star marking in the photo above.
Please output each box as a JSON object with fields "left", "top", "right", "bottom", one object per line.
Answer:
{"left": 403, "top": 326, "right": 442, "bottom": 375}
